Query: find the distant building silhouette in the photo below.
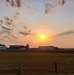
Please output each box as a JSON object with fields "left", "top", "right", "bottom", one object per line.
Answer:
{"left": 9, "top": 45, "right": 26, "bottom": 50}
{"left": 38, "top": 46, "right": 55, "bottom": 50}
{"left": 0, "top": 44, "right": 7, "bottom": 50}
{"left": 9, "top": 44, "right": 29, "bottom": 50}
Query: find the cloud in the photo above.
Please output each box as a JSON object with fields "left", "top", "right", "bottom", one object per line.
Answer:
{"left": 19, "top": 29, "right": 36, "bottom": 36}
{"left": 5, "top": 0, "right": 30, "bottom": 8}
{"left": 15, "top": 0, "right": 22, "bottom": 8}
{"left": 3, "top": 16, "right": 15, "bottom": 27}
{"left": 19, "top": 31, "right": 31, "bottom": 36}
{"left": 0, "top": 20, "right": 3, "bottom": 24}
{"left": 0, "top": 21, "right": 11, "bottom": 37}
{"left": 6, "top": 0, "right": 10, "bottom": 2}
{"left": 0, "top": 25, "right": 18, "bottom": 43}
{"left": 0, "top": 5, "right": 35, "bottom": 44}
{"left": 45, "top": 2, "right": 54, "bottom": 14}
{"left": 1, "top": 25, "right": 12, "bottom": 30}
{"left": 0, "top": 24, "right": 17, "bottom": 39}
{"left": 6, "top": 0, "right": 23, "bottom": 8}
{"left": 12, "top": 12, "right": 20, "bottom": 19}
{"left": 10, "top": 0, "right": 16, "bottom": 7}
{"left": 1, "top": 26, "right": 12, "bottom": 31}
{"left": 54, "top": 29, "right": 74, "bottom": 37}
{"left": 24, "top": 26, "right": 27, "bottom": 29}
{"left": 15, "top": 12, "right": 20, "bottom": 16}
{"left": 0, "top": 34, "right": 18, "bottom": 43}
{"left": 61, "top": 0, "right": 65, "bottom": 5}
{"left": 18, "top": 22, "right": 36, "bottom": 36}
{"left": 4, "top": 16, "right": 10, "bottom": 21}
{"left": 44, "top": 0, "right": 66, "bottom": 14}
{"left": 45, "top": 9, "right": 53, "bottom": 14}
{"left": 55, "top": 0, "right": 65, "bottom": 7}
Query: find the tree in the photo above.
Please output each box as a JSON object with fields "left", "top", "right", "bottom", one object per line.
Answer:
{"left": 26, "top": 44, "right": 29, "bottom": 49}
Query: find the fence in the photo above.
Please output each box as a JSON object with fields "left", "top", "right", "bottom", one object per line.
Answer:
{"left": 0, "top": 63, "right": 74, "bottom": 74}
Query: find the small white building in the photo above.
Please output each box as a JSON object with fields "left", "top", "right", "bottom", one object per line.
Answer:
{"left": 0, "top": 46, "right": 7, "bottom": 50}
{"left": 38, "top": 46, "right": 55, "bottom": 50}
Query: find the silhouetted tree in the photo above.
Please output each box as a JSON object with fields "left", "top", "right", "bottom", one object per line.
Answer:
{"left": 55, "top": 47, "right": 59, "bottom": 49}
{"left": 0, "top": 44, "right": 3, "bottom": 46}
{"left": 26, "top": 44, "right": 29, "bottom": 49}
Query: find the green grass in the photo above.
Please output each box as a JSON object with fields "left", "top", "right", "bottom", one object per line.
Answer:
{"left": 0, "top": 50, "right": 74, "bottom": 75}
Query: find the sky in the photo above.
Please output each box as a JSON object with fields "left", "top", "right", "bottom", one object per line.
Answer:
{"left": 0, "top": 0, "right": 74, "bottom": 48}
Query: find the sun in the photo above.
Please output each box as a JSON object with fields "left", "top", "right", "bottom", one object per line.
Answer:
{"left": 40, "top": 35, "right": 45, "bottom": 39}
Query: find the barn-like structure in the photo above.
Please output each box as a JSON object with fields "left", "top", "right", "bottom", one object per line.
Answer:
{"left": 38, "top": 46, "right": 55, "bottom": 50}
{"left": 9, "top": 44, "right": 29, "bottom": 50}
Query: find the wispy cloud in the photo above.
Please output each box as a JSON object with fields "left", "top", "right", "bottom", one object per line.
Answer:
{"left": 54, "top": 29, "right": 74, "bottom": 37}
{"left": 45, "top": 9, "right": 53, "bottom": 14}
{"left": 5, "top": 0, "right": 30, "bottom": 8}
{"left": 19, "top": 29, "right": 36, "bottom": 36}
{"left": 0, "top": 15, "right": 17, "bottom": 41}
{"left": 45, "top": 0, "right": 66, "bottom": 14}
{"left": 55, "top": 0, "right": 65, "bottom": 7}
{"left": 0, "top": 34, "right": 18, "bottom": 43}
{"left": 45, "top": 2, "right": 54, "bottom": 14}
{"left": 19, "top": 31, "right": 31, "bottom": 36}
{"left": 0, "top": 11, "right": 36, "bottom": 43}
{"left": 0, "top": 20, "right": 3, "bottom": 24}
{"left": 6, "top": 0, "right": 22, "bottom": 8}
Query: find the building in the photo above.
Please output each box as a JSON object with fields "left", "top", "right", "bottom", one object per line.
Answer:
{"left": 0, "top": 44, "right": 7, "bottom": 50}
{"left": 38, "top": 46, "right": 55, "bottom": 50}
{"left": 9, "top": 44, "right": 30, "bottom": 50}
{"left": 9, "top": 45, "right": 26, "bottom": 50}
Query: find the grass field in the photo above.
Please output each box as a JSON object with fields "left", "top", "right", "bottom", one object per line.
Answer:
{"left": 0, "top": 50, "right": 74, "bottom": 75}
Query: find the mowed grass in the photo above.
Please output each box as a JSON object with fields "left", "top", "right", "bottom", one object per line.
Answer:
{"left": 0, "top": 50, "right": 74, "bottom": 75}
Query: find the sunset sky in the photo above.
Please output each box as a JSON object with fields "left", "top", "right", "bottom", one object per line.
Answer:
{"left": 0, "top": 0, "right": 74, "bottom": 48}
